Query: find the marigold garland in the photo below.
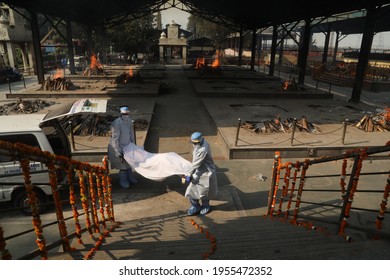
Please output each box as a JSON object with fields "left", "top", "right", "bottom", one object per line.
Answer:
{"left": 94, "top": 173, "right": 107, "bottom": 229}
{"left": 88, "top": 172, "right": 100, "bottom": 232}
{"left": 66, "top": 162, "right": 83, "bottom": 244}
{"left": 0, "top": 225, "right": 12, "bottom": 260}
{"left": 338, "top": 149, "right": 367, "bottom": 239}
{"left": 277, "top": 162, "right": 292, "bottom": 216}
{"left": 340, "top": 158, "right": 347, "bottom": 195}
{"left": 189, "top": 219, "right": 217, "bottom": 260}
{"left": 83, "top": 222, "right": 120, "bottom": 260}
{"left": 20, "top": 158, "right": 48, "bottom": 259}
{"left": 78, "top": 170, "right": 93, "bottom": 235}
{"left": 47, "top": 161, "right": 71, "bottom": 252}
{"left": 292, "top": 159, "right": 310, "bottom": 225}
{"left": 285, "top": 162, "right": 300, "bottom": 219}
{"left": 376, "top": 174, "right": 390, "bottom": 231}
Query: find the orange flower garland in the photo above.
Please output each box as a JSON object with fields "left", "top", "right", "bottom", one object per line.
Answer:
{"left": 88, "top": 172, "right": 100, "bottom": 232}
{"left": 102, "top": 156, "right": 115, "bottom": 222}
{"left": 20, "top": 158, "right": 48, "bottom": 259}
{"left": 291, "top": 159, "right": 310, "bottom": 225}
{"left": 340, "top": 158, "right": 347, "bottom": 195}
{"left": 0, "top": 225, "right": 12, "bottom": 260}
{"left": 285, "top": 162, "right": 300, "bottom": 218}
{"left": 338, "top": 149, "right": 367, "bottom": 239}
{"left": 100, "top": 174, "right": 113, "bottom": 222}
{"left": 277, "top": 162, "right": 292, "bottom": 216}
{"left": 189, "top": 219, "right": 217, "bottom": 259}
{"left": 376, "top": 173, "right": 390, "bottom": 231}
{"left": 66, "top": 162, "right": 83, "bottom": 244}
{"left": 94, "top": 173, "right": 107, "bottom": 229}
{"left": 47, "top": 161, "right": 71, "bottom": 252}
{"left": 78, "top": 170, "right": 93, "bottom": 235}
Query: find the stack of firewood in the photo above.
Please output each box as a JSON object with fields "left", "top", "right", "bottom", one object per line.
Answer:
{"left": 82, "top": 66, "right": 106, "bottom": 76}
{"left": 41, "top": 77, "right": 79, "bottom": 91}
{"left": 59, "top": 114, "right": 149, "bottom": 136}
{"left": 355, "top": 112, "right": 390, "bottom": 132}
{"left": 113, "top": 71, "right": 144, "bottom": 84}
{"left": 242, "top": 116, "right": 319, "bottom": 133}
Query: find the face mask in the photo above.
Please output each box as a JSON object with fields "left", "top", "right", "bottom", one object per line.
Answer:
{"left": 121, "top": 115, "right": 130, "bottom": 120}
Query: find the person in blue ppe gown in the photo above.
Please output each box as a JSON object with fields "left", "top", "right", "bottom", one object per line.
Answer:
{"left": 108, "top": 106, "right": 138, "bottom": 188}
{"left": 184, "top": 132, "right": 218, "bottom": 215}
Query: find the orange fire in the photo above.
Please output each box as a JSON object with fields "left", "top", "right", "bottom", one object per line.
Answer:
{"left": 211, "top": 50, "right": 220, "bottom": 68}
{"left": 283, "top": 80, "right": 289, "bottom": 90}
{"left": 385, "top": 107, "right": 390, "bottom": 121}
{"left": 195, "top": 57, "right": 205, "bottom": 69}
{"left": 90, "top": 54, "right": 103, "bottom": 69}
{"left": 53, "top": 68, "right": 64, "bottom": 79}
{"left": 129, "top": 67, "right": 133, "bottom": 77}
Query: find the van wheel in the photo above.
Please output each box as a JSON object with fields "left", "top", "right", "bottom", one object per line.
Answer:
{"left": 14, "top": 190, "right": 48, "bottom": 215}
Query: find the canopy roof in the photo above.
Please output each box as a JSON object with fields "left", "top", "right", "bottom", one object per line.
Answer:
{"left": 3, "top": 0, "right": 390, "bottom": 30}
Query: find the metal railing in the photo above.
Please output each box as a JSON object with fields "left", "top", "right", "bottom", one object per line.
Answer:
{"left": 265, "top": 144, "right": 390, "bottom": 241}
{"left": 0, "top": 140, "right": 117, "bottom": 260}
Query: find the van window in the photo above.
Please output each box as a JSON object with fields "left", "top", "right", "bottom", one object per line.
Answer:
{"left": 0, "top": 134, "right": 40, "bottom": 162}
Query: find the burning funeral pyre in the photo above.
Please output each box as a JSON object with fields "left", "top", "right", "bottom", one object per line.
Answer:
{"left": 354, "top": 108, "right": 390, "bottom": 132}
{"left": 0, "top": 99, "right": 55, "bottom": 115}
{"left": 113, "top": 67, "right": 144, "bottom": 84}
{"left": 41, "top": 69, "right": 79, "bottom": 91}
{"left": 195, "top": 50, "right": 222, "bottom": 76}
{"left": 82, "top": 54, "right": 106, "bottom": 76}
{"left": 282, "top": 79, "right": 299, "bottom": 91}
{"left": 241, "top": 116, "right": 320, "bottom": 133}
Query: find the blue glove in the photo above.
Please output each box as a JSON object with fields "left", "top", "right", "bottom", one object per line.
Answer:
{"left": 185, "top": 175, "right": 191, "bottom": 183}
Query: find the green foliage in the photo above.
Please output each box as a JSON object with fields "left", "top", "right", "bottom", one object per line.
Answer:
{"left": 107, "top": 15, "right": 160, "bottom": 55}
{"left": 187, "top": 15, "right": 233, "bottom": 48}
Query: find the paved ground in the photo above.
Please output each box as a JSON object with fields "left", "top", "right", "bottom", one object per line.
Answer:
{"left": 1, "top": 65, "right": 390, "bottom": 260}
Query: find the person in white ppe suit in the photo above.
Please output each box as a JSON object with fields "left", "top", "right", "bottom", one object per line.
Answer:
{"left": 108, "top": 106, "right": 138, "bottom": 188}
{"left": 184, "top": 132, "right": 218, "bottom": 215}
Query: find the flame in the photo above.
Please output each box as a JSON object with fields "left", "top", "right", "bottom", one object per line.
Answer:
{"left": 90, "top": 54, "right": 102, "bottom": 69}
{"left": 53, "top": 68, "right": 64, "bottom": 79}
{"left": 129, "top": 67, "right": 133, "bottom": 77}
{"left": 283, "top": 80, "right": 289, "bottom": 90}
{"left": 385, "top": 107, "right": 390, "bottom": 121}
{"left": 211, "top": 50, "right": 220, "bottom": 68}
{"left": 195, "top": 57, "right": 205, "bottom": 69}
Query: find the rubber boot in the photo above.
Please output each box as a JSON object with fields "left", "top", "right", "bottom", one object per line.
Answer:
{"left": 187, "top": 199, "right": 201, "bottom": 216}
{"left": 127, "top": 168, "right": 138, "bottom": 185}
{"left": 119, "top": 170, "right": 130, "bottom": 189}
{"left": 200, "top": 199, "right": 210, "bottom": 215}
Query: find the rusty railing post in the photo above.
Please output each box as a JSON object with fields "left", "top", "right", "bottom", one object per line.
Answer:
{"left": 342, "top": 119, "right": 348, "bottom": 145}
{"left": 290, "top": 118, "right": 297, "bottom": 146}
{"left": 235, "top": 118, "right": 242, "bottom": 146}
{"left": 266, "top": 152, "right": 280, "bottom": 216}
{"left": 337, "top": 154, "right": 360, "bottom": 236}
{"left": 69, "top": 119, "right": 76, "bottom": 151}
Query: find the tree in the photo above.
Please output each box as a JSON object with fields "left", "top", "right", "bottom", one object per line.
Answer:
{"left": 187, "top": 15, "right": 233, "bottom": 49}
{"left": 106, "top": 14, "right": 160, "bottom": 56}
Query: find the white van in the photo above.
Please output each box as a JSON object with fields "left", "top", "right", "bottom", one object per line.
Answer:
{"left": 0, "top": 99, "right": 108, "bottom": 214}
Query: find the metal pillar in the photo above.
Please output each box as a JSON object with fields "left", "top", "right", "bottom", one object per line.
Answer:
{"left": 238, "top": 27, "right": 243, "bottom": 66}
{"left": 298, "top": 19, "right": 311, "bottom": 86}
{"left": 30, "top": 11, "right": 45, "bottom": 84}
{"left": 333, "top": 30, "right": 340, "bottom": 62}
{"left": 350, "top": 6, "right": 377, "bottom": 103}
{"left": 322, "top": 25, "right": 331, "bottom": 64}
{"left": 250, "top": 28, "right": 257, "bottom": 70}
{"left": 269, "top": 25, "right": 278, "bottom": 76}
{"left": 66, "top": 19, "right": 76, "bottom": 75}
